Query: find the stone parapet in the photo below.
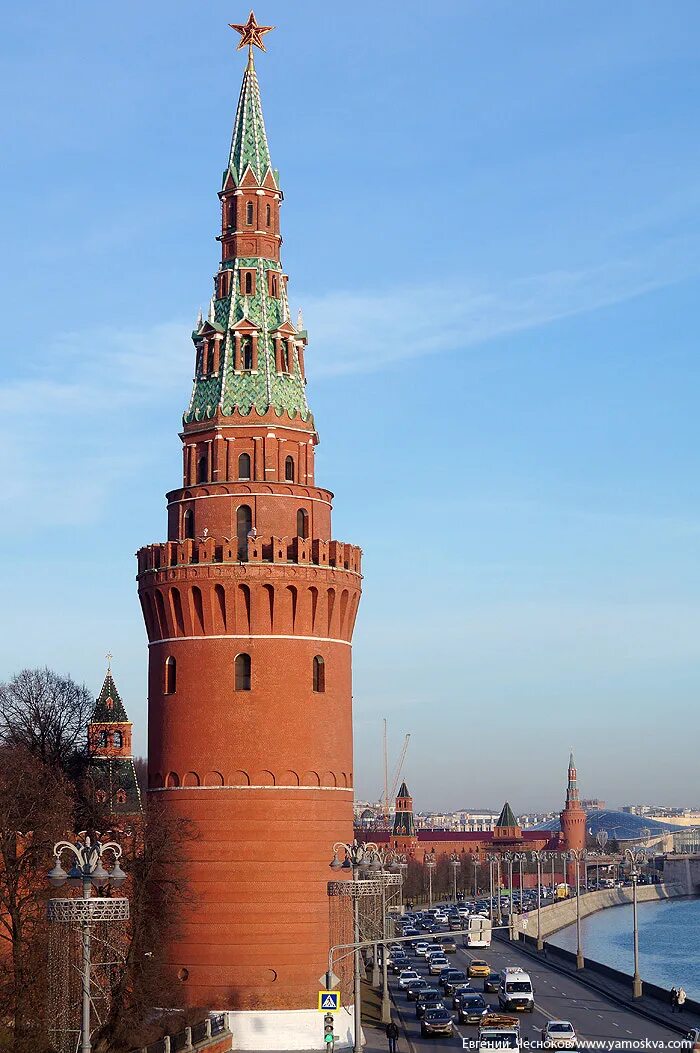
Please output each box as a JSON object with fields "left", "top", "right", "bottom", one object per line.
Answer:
{"left": 136, "top": 536, "right": 362, "bottom": 577}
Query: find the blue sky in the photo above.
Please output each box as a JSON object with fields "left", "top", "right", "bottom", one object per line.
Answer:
{"left": 1, "top": 1, "right": 699, "bottom": 810}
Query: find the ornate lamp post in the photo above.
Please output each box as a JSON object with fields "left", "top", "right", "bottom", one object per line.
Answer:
{"left": 48, "top": 834, "right": 127, "bottom": 1053}
{"left": 330, "top": 840, "right": 379, "bottom": 1053}
{"left": 449, "top": 853, "right": 460, "bottom": 902}
{"left": 623, "top": 846, "right": 647, "bottom": 998}
{"left": 512, "top": 852, "right": 527, "bottom": 940}
{"left": 472, "top": 857, "right": 481, "bottom": 898}
{"left": 365, "top": 847, "right": 403, "bottom": 1024}
{"left": 595, "top": 830, "right": 609, "bottom": 888}
{"left": 566, "top": 849, "right": 587, "bottom": 969}
{"left": 530, "top": 850, "right": 554, "bottom": 952}
{"left": 424, "top": 851, "right": 436, "bottom": 908}
{"left": 502, "top": 853, "right": 515, "bottom": 939}
{"left": 486, "top": 853, "right": 502, "bottom": 924}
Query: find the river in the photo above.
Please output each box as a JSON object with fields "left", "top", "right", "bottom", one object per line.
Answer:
{"left": 549, "top": 895, "right": 700, "bottom": 999}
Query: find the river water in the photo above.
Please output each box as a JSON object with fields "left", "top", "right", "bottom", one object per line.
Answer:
{"left": 549, "top": 896, "right": 700, "bottom": 999}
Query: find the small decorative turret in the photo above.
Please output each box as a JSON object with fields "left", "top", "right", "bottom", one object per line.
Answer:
{"left": 87, "top": 658, "right": 142, "bottom": 816}
{"left": 492, "top": 800, "right": 522, "bottom": 841}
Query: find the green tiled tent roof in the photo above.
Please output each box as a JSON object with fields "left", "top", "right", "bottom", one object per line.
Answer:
{"left": 397, "top": 781, "right": 410, "bottom": 799}
{"left": 92, "top": 671, "right": 129, "bottom": 723}
{"left": 88, "top": 756, "right": 142, "bottom": 815}
{"left": 496, "top": 801, "right": 518, "bottom": 828}
{"left": 392, "top": 808, "right": 415, "bottom": 838}
{"left": 184, "top": 52, "right": 310, "bottom": 425}
{"left": 227, "top": 52, "right": 274, "bottom": 187}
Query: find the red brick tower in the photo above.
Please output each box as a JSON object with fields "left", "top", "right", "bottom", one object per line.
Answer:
{"left": 136, "top": 17, "right": 362, "bottom": 1048}
{"left": 87, "top": 663, "right": 142, "bottom": 816}
{"left": 560, "top": 752, "right": 586, "bottom": 882}
{"left": 391, "top": 781, "right": 417, "bottom": 855}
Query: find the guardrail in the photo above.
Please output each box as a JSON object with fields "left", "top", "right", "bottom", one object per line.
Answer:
{"left": 132, "top": 1013, "right": 229, "bottom": 1053}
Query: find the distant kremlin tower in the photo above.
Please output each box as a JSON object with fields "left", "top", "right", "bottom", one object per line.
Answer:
{"left": 137, "top": 14, "right": 361, "bottom": 1048}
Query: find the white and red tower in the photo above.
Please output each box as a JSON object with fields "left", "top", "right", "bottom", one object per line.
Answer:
{"left": 136, "top": 17, "right": 362, "bottom": 1048}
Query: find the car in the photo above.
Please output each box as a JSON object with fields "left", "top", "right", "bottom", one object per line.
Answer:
{"left": 429, "top": 955, "right": 449, "bottom": 975}
{"left": 458, "top": 992, "right": 489, "bottom": 1024}
{"left": 444, "top": 970, "right": 469, "bottom": 995}
{"left": 415, "top": 989, "right": 443, "bottom": 1018}
{"left": 414, "top": 941, "right": 430, "bottom": 957}
{"left": 469, "top": 959, "right": 491, "bottom": 978}
{"left": 398, "top": 969, "right": 420, "bottom": 989}
{"left": 484, "top": 972, "right": 500, "bottom": 993}
{"left": 406, "top": 978, "right": 431, "bottom": 1001}
{"left": 451, "top": 983, "right": 472, "bottom": 1007}
{"left": 442, "top": 937, "right": 458, "bottom": 953}
{"left": 389, "top": 955, "right": 409, "bottom": 974}
{"left": 421, "top": 1007, "right": 454, "bottom": 1038}
{"left": 541, "top": 1021, "right": 577, "bottom": 1049}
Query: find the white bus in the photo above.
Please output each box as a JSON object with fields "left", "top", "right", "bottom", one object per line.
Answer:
{"left": 465, "top": 914, "right": 492, "bottom": 948}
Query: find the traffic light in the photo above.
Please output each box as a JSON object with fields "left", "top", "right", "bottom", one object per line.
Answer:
{"left": 324, "top": 1012, "right": 334, "bottom": 1049}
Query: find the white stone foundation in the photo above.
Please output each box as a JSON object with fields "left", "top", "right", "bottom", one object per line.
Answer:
{"left": 218, "top": 1005, "right": 358, "bottom": 1050}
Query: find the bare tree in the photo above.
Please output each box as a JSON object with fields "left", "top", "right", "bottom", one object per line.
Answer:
{"left": 0, "top": 668, "right": 93, "bottom": 780}
{"left": 92, "top": 800, "right": 197, "bottom": 1053}
{"left": 0, "top": 746, "right": 75, "bottom": 1052}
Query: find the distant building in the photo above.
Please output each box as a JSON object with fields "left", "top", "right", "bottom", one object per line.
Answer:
{"left": 581, "top": 799, "right": 606, "bottom": 811}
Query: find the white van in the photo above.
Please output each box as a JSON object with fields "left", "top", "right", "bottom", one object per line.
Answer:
{"left": 498, "top": 969, "right": 534, "bottom": 1013}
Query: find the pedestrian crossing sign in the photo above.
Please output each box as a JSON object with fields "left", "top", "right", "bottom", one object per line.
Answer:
{"left": 318, "top": 990, "right": 341, "bottom": 1011}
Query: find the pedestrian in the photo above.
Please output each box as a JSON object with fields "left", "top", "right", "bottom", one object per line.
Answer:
{"left": 386, "top": 1019, "right": 399, "bottom": 1053}
{"left": 678, "top": 988, "right": 687, "bottom": 1014}
{"left": 671, "top": 988, "right": 678, "bottom": 1013}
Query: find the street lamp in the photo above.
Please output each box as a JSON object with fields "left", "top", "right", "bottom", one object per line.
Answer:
{"left": 595, "top": 830, "right": 609, "bottom": 889}
{"left": 424, "top": 851, "right": 436, "bottom": 908}
{"left": 623, "top": 846, "right": 647, "bottom": 999}
{"left": 486, "top": 853, "right": 502, "bottom": 924}
{"left": 449, "top": 853, "right": 460, "bottom": 902}
{"left": 48, "top": 833, "right": 127, "bottom": 1053}
{"left": 472, "top": 857, "right": 481, "bottom": 898}
{"left": 502, "top": 853, "right": 515, "bottom": 939}
{"left": 531, "top": 850, "right": 554, "bottom": 952}
{"left": 365, "top": 847, "right": 403, "bottom": 1025}
{"left": 566, "top": 849, "right": 587, "bottom": 970}
{"left": 330, "top": 839, "right": 378, "bottom": 1053}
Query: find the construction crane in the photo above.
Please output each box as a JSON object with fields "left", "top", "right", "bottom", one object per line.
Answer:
{"left": 381, "top": 719, "right": 410, "bottom": 824}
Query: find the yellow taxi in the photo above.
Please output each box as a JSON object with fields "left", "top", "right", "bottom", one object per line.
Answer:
{"left": 468, "top": 959, "right": 491, "bottom": 978}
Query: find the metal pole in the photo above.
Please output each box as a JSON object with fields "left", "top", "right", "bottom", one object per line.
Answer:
{"left": 380, "top": 877, "right": 390, "bottom": 1024}
{"left": 489, "top": 861, "right": 494, "bottom": 923}
{"left": 536, "top": 857, "right": 543, "bottom": 952}
{"left": 81, "top": 875, "right": 92, "bottom": 1053}
{"left": 353, "top": 886, "right": 362, "bottom": 1053}
{"left": 473, "top": 860, "right": 478, "bottom": 898}
{"left": 551, "top": 855, "right": 555, "bottom": 896}
{"left": 509, "top": 859, "right": 514, "bottom": 940}
{"left": 496, "top": 859, "right": 502, "bottom": 924}
{"left": 632, "top": 868, "right": 642, "bottom": 998}
{"left": 575, "top": 855, "right": 584, "bottom": 969}
{"left": 428, "top": 863, "right": 433, "bottom": 908}
{"left": 452, "top": 861, "right": 458, "bottom": 903}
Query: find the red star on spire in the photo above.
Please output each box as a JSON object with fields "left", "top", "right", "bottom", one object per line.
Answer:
{"left": 229, "top": 11, "right": 275, "bottom": 53}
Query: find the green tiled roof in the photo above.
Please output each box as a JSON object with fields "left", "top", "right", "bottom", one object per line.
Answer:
{"left": 91, "top": 671, "right": 129, "bottom": 723}
{"left": 227, "top": 52, "right": 275, "bottom": 187}
{"left": 397, "top": 781, "right": 410, "bottom": 799}
{"left": 496, "top": 801, "right": 518, "bottom": 828}
{"left": 393, "top": 808, "right": 415, "bottom": 838}
{"left": 184, "top": 53, "right": 310, "bottom": 425}
{"left": 88, "top": 756, "right": 142, "bottom": 816}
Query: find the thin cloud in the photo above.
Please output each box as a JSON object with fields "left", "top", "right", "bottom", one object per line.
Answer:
{"left": 301, "top": 238, "right": 700, "bottom": 376}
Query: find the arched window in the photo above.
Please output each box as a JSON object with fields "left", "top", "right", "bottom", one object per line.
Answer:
{"left": 238, "top": 452, "right": 251, "bottom": 480}
{"left": 98, "top": 730, "right": 108, "bottom": 748}
{"left": 272, "top": 275, "right": 279, "bottom": 297}
{"left": 237, "top": 504, "right": 252, "bottom": 560}
{"left": 113, "top": 730, "right": 123, "bottom": 750}
{"left": 183, "top": 508, "right": 195, "bottom": 540}
{"left": 206, "top": 344, "right": 215, "bottom": 374}
{"left": 164, "top": 656, "right": 177, "bottom": 695}
{"left": 235, "top": 653, "right": 251, "bottom": 691}
{"left": 285, "top": 456, "right": 295, "bottom": 482}
{"left": 296, "top": 508, "right": 308, "bottom": 539}
{"left": 313, "top": 655, "right": 325, "bottom": 693}
{"left": 197, "top": 455, "right": 207, "bottom": 484}
{"left": 116, "top": 788, "right": 127, "bottom": 804}
{"left": 244, "top": 271, "right": 252, "bottom": 295}
{"left": 246, "top": 201, "right": 254, "bottom": 225}
{"left": 241, "top": 335, "right": 253, "bottom": 370}
{"left": 266, "top": 203, "right": 271, "bottom": 226}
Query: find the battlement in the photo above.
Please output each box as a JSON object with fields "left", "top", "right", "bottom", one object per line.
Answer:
{"left": 137, "top": 535, "right": 362, "bottom": 577}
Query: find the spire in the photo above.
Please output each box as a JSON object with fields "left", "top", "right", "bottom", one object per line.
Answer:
{"left": 569, "top": 750, "right": 576, "bottom": 771}
{"left": 565, "top": 751, "right": 580, "bottom": 804}
{"left": 91, "top": 667, "right": 129, "bottom": 723}
{"left": 183, "top": 27, "right": 311, "bottom": 426}
{"left": 227, "top": 49, "right": 274, "bottom": 186}
{"left": 496, "top": 801, "right": 517, "bottom": 828}
{"left": 397, "top": 780, "right": 410, "bottom": 800}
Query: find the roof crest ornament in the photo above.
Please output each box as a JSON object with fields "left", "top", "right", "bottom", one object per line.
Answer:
{"left": 229, "top": 11, "right": 276, "bottom": 62}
